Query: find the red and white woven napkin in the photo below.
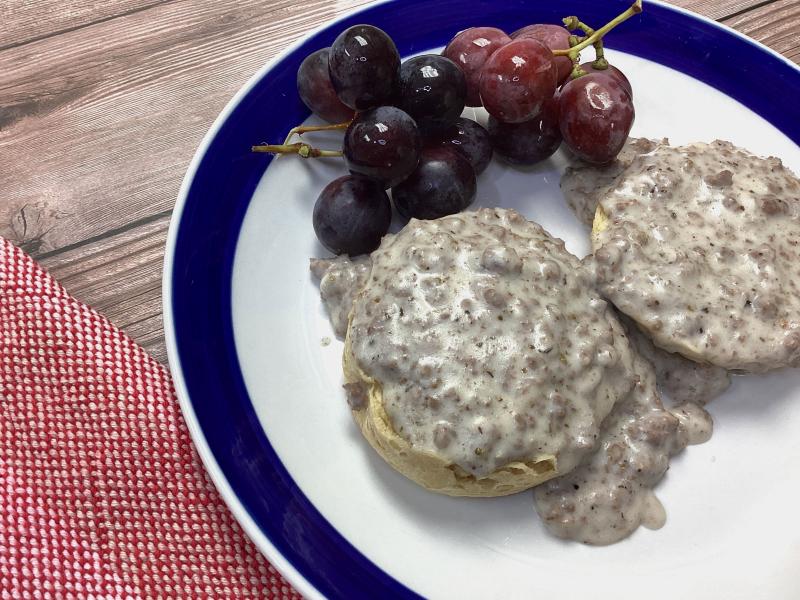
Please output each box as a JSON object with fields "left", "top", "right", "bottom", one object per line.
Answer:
{"left": 0, "top": 238, "right": 301, "bottom": 598}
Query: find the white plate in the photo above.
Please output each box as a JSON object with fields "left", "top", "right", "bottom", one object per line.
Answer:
{"left": 164, "top": 2, "right": 800, "bottom": 597}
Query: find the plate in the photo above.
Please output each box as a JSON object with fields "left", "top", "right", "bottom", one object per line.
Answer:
{"left": 163, "top": 1, "right": 800, "bottom": 598}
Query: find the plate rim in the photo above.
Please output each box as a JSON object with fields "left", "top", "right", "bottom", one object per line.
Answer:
{"left": 162, "top": 1, "right": 800, "bottom": 597}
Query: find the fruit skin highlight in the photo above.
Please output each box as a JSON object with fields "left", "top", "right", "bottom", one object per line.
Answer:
{"left": 343, "top": 106, "right": 422, "bottom": 188}
{"left": 511, "top": 24, "right": 573, "bottom": 85}
{"left": 397, "top": 55, "right": 467, "bottom": 133}
{"left": 443, "top": 27, "right": 512, "bottom": 107}
{"left": 559, "top": 74, "right": 634, "bottom": 164}
{"left": 479, "top": 38, "right": 557, "bottom": 124}
{"left": 328, "top": 24, "right": 400, "bottom": 111}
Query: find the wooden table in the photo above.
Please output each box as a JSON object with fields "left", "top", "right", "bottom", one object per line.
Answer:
{"left": 1, "top": 0, "right": 797, "bottom": 364}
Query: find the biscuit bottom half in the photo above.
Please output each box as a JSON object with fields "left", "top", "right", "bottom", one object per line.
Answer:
{"left": 342, "top": 330, "right": 559, "bottom": 497}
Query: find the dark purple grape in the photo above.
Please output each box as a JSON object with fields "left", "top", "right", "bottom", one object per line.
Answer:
{"left": 559, "top": 73, "right": 634, "bottom": 164}
{"left": 328, "top": 25, "right": 400, "bottom": 110}
{"left": 297, "top": 48, "right": 355, "bottom": 123}
{"left": 479, "top": 39, "right": 557, "bottom": 123}
{"left": 511, "top": 24, "right": 572, "bottom": 85}
{"left": 488, "top": 95, "right": 561, "bottom": 165}
{"left": 343, "top": 106, "right": 421, "bottom": 188}
{"left": 442, "top": 27, "right": 512, "bottom": 106}
{"left": 425, "top": 117, "right": 492, "bottom": 175}
{"left": 313, "top": 175, "right": 391, "bottom": 255}
{"left": 579, "top": 62, "right": 633, "bottom": 98}
{"left": 397, "top": 55, "right": 466, "bottom": 132}
{"left": 392, "top": 148, "right": 476, "bottom": 220}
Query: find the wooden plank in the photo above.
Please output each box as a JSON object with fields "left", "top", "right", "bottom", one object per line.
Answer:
{"left": 0, "top": 0, "right": 165, "bottom": 51}
{"left": 37, "top": 212, "right": 170, "bottom": 364}
{"left": 722, "top": 0, "right": 800, "bottom": 63}
{"left": 0, "top": 0, "right": 374, "bottom": 257}
{"left": 668, "top": 0, "right": 775, "bottom": 21}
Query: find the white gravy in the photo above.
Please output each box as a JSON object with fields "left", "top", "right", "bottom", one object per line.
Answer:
{"left": 533, "top": 355, "right": 712, "bottom": 545}
{"left": 590, "top": 140, "right": 800, "bottom": 371}
{"left": 346, "top": 208, "right": 638, "bottom": 478}
{"left": 313, "top": 208, "right": 714, "bottom": 545}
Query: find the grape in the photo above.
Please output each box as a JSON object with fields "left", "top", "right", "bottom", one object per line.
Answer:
{"left": 344, "top": 106, "right": 421, "bottom": 188}
{"left": 511, "top": 24, "right": 572, "bottom": 85}
{"left": 479, "top": 39, "right": 557, "bottom": 123}
{"left": 397, "top": 55, "right": 467, "bottom": 132}
{"left": 328, "top": 25, "right": 400, "bottom": 110}
{"left": 392, "top": 148, "right": 476, "bottom": 220}
{"left": 579, "top": 62, "right": 633, "bottom": 98}
{"left": 559, "top": 74, "right": 634, "bottom": 164}
{"left": 313, "top": 175, "right": 391, "bottom": 256}
{"left": 296, "top": 48, "right": 355, "bottom": 123}
{"left": 488, "top": 95, "right": 561, "bottom": 165}
{"left": 442, "top": 27, "right": 512, "bottom": 107}
{"left": 425, "top": 117, "right": 492, "bottom": 175}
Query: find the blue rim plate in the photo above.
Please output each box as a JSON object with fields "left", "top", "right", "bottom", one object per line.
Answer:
{"left": 163, "top": 1, "right": 800, "bottom": 597}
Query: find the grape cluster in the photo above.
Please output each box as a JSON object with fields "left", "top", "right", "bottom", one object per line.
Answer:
{"left": 285, "top": 4, "right": 637, "bottom": 255}
{"left": 294, "top": 24, "right": 484, "bottom": 255}
{"left": 448, "top": 20, "right": 635, "bottom": 166}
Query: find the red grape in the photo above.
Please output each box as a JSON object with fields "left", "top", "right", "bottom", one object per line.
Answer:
{"left": 425, "top": 117, "right": 492, "bottom": 175}
{"left": 559, "top": 73, "right": 634, "bottom": 164}
{"left": 479, "top": 39, "right": 557, "bottom": 123}
{"left": 392, "top": 148, "right": 476, "bottom": 220}
{"left": 488, "top": 95, "right": 561, "bottom": 165}
{"left": 579, "top": 62, "right": 633, "bottom": 98}
{"left": 397, "top": 55, "right": 466, "bottom": 132}
{"left": 343, "top": 106, "right": 421, "bottom": 188}
{"left": 297, "top": 48, "right": 355, "bottom": 123}
{"left": 443, "top": 27, "right": 512, "bottom": 107}
{"left": 328, "top": 25, "right": 400, "bottom": 110}
{"left": 313, "top": 175, "right": 392, "bottom": 256}
{"left": 511, "top": 24, "right": 572, "bottom": 85}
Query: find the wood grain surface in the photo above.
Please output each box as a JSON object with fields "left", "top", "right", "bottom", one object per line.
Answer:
{"left": 1, "top": 0, "right": 797, "bottom": 363}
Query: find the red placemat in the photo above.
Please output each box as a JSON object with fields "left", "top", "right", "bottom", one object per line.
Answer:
{"left": 0, "top": 238, "right": 302, "bottom": 598}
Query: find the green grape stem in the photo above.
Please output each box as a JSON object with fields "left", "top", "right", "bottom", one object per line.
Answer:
{"left": 567, "top": 34, "right": 588, "bottom": 79}
{"left": 251, "top": 143, "right": 343, "bottom": 158}
{"left": 563, "top": 16, "right": 595, "bottom": 37}
{"left": 553, "top": 0, "right": 642, "bottom": 63}
{"left": 282, "top": 120, "right": 351, "bottom": 144}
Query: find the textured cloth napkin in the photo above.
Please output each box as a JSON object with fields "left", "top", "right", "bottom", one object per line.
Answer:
{"left": 0, "top": 238, "right": 301, "bottom": 598}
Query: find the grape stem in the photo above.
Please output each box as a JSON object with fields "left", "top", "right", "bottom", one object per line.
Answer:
{"left": 563, "top": 16, "right": 594, "bottom": 37}
{"left": 282, "top": 120, "right": 351, "bottom": 145}
{"left": 563, "top": 15, "right": 608, "bottom": 71}
{"left": 553, "top": 0, "right": 642, "bottom": 59}
{"left": 251, "top": 143, "right": 343, "bottom": 158}
{"left": 567, "top": 34, "right": 588, "bottom": 78}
